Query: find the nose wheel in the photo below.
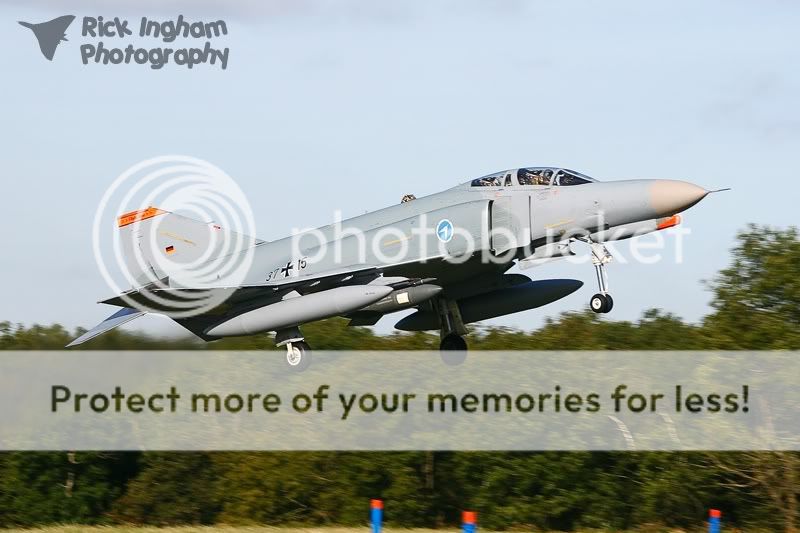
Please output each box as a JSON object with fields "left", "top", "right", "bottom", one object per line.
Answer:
{"left": 589, "top": 242, "right": 614, "bottom": 314}
{"left": 590, "top": 292, "right": 613, "bottom": 314}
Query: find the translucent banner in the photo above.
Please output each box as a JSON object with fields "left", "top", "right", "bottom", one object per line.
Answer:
{"left": 0, "top": 351, "right": 796, "bottom": 450}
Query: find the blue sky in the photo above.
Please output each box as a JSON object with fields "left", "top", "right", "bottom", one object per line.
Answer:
{"left": 1, "top": 0, "right": 798, "bottom": 337}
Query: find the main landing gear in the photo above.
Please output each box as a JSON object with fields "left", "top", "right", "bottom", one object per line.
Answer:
{"left": 589, "top": 242, "right": 614, "bottom": 314}
{"left": 276, "top": 327, "right": 311, "bottom": 371}
{"left": 436, "top": 298, "right": 468, "bottom": 365}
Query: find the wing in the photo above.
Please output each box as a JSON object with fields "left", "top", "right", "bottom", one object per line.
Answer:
{"left": 98, "top": 265, "right": 383, "bottom": 313}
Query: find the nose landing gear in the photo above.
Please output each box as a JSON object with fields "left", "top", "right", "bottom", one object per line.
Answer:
{"left": 589, "top": 242, "right": 614, "bottom": 314}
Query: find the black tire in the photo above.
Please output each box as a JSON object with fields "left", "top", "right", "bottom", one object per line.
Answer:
{"left": 285, "top": 341, "right": 312, "bottom": 372}
{"left": 603, "top": 294, "right": 614, "bottom": 313}
{"left": 439, "top": 334, "right": 467, "bottom": 366}
{"left": 440, "top": 333, "right": 467, "bottom": 350}
{"left": 590, "top": 293, "right": 607, "bottom": 314}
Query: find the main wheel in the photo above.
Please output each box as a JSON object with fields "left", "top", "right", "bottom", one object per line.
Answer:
{"left": 439, "top": 334, "right": 467, "bottom": 366}
{"left": 285, "top": 341, "right": 312, "bottom": 371}
{"left": 603, "top": 294, "right": 614, "bottom": 313}
{"left": 440, "top": 334, "right": 467, "bottom": 350}
{"left": 590, "top": 293, "right": 610, "bottom": 314}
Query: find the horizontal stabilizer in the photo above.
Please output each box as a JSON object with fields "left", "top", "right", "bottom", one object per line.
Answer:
{"left": 66, "top": 307, "right": 145, "bottom": 347}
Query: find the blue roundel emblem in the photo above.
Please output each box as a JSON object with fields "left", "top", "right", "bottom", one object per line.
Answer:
{"left": 436, "top": 219, "right": 454, "bottom": 243}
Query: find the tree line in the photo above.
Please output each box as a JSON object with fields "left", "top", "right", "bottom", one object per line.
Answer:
{"left": 0, "top": 225, "right": 798, "bottom": 530}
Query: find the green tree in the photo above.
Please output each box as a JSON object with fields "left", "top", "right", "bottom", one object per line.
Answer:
{"left": 0, "top": 452, "right": 137, "bottom": 526}
{"left": 2, "top": 224, "right": 800, "bottom": 530}
{"left": 704, "top": 225, "right": 800, "bottom": 349}
{"left": 110, "top": 453, "right": 219, "bottom": 525}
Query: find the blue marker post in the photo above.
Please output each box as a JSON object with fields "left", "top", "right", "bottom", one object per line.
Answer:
{"left": 370, "top": 499, "right": 383, "bottom": 533}
{"left": 462, "top": 511, "right": 477, "bottom": 533}
{"left": 709, "top": 509, "right": 721, "bottom": 533}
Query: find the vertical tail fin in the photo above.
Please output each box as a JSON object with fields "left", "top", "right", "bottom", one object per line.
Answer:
{"left": 117, "top": 207, "right": 263, "bottom": 289}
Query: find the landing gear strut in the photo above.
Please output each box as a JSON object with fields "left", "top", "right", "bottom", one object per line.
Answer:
{"left": 436, "top": 298, "right": 468, "bottom": 365}
{"left": 276, "top": 327, "right": 312, "bottom": 371}
{"left": 589, "top": 242, "right": 614, "bottom": 314}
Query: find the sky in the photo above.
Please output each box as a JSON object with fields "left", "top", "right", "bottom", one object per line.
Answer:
{"left": 1, "top": 0, "right": 798, "bottom": 339}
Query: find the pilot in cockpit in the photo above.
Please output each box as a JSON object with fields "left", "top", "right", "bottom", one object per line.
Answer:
{"left": 518, "top": 168, "right": 552, "bottom": 186}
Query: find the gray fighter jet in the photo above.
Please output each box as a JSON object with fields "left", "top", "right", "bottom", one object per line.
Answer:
{"left": 69, "top": 167, "right": 715, "bottom": 368}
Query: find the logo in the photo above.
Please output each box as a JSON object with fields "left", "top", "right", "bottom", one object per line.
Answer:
{"left": 436, "top": 219, "right": 454, "bottom": 243}
{"left": 18, "top": 15, "right": 230, "bottom": 70}
{"left": 18, "top": 15, "right": 75, "bottom": 60}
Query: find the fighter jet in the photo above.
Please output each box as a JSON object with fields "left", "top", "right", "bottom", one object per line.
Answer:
{"left": 69, "top": 167, "right": 716, "bottom": 368}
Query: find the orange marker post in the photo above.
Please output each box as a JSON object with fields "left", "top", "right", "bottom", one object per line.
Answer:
{"left": 462, "top": 510, "right": 477, "bottom": 533}
{"left": 370, "top": 499, "right": 383, "bottom": 533}
{"left": 709, "top": 509, "right": 721, "bottom": 533}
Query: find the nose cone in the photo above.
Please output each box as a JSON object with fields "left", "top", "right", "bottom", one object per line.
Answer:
{"left": 649, "top": 180, "right": 709, "bottom": 217}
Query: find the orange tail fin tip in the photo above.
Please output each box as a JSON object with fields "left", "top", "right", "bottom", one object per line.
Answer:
{"left": 117, "top": 207, "right": 167, "bottom": 228}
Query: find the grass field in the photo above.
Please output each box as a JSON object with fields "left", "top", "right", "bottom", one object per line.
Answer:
{"left": 0, "top": 529, "right": 459, "bottom": 533}
{"left": 0, "top": 527, "right": 718, "bottom": 533}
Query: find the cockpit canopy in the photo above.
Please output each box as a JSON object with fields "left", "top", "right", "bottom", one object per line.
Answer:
{"left": 470, "top": 167, "right": 597, "bottom": 188}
